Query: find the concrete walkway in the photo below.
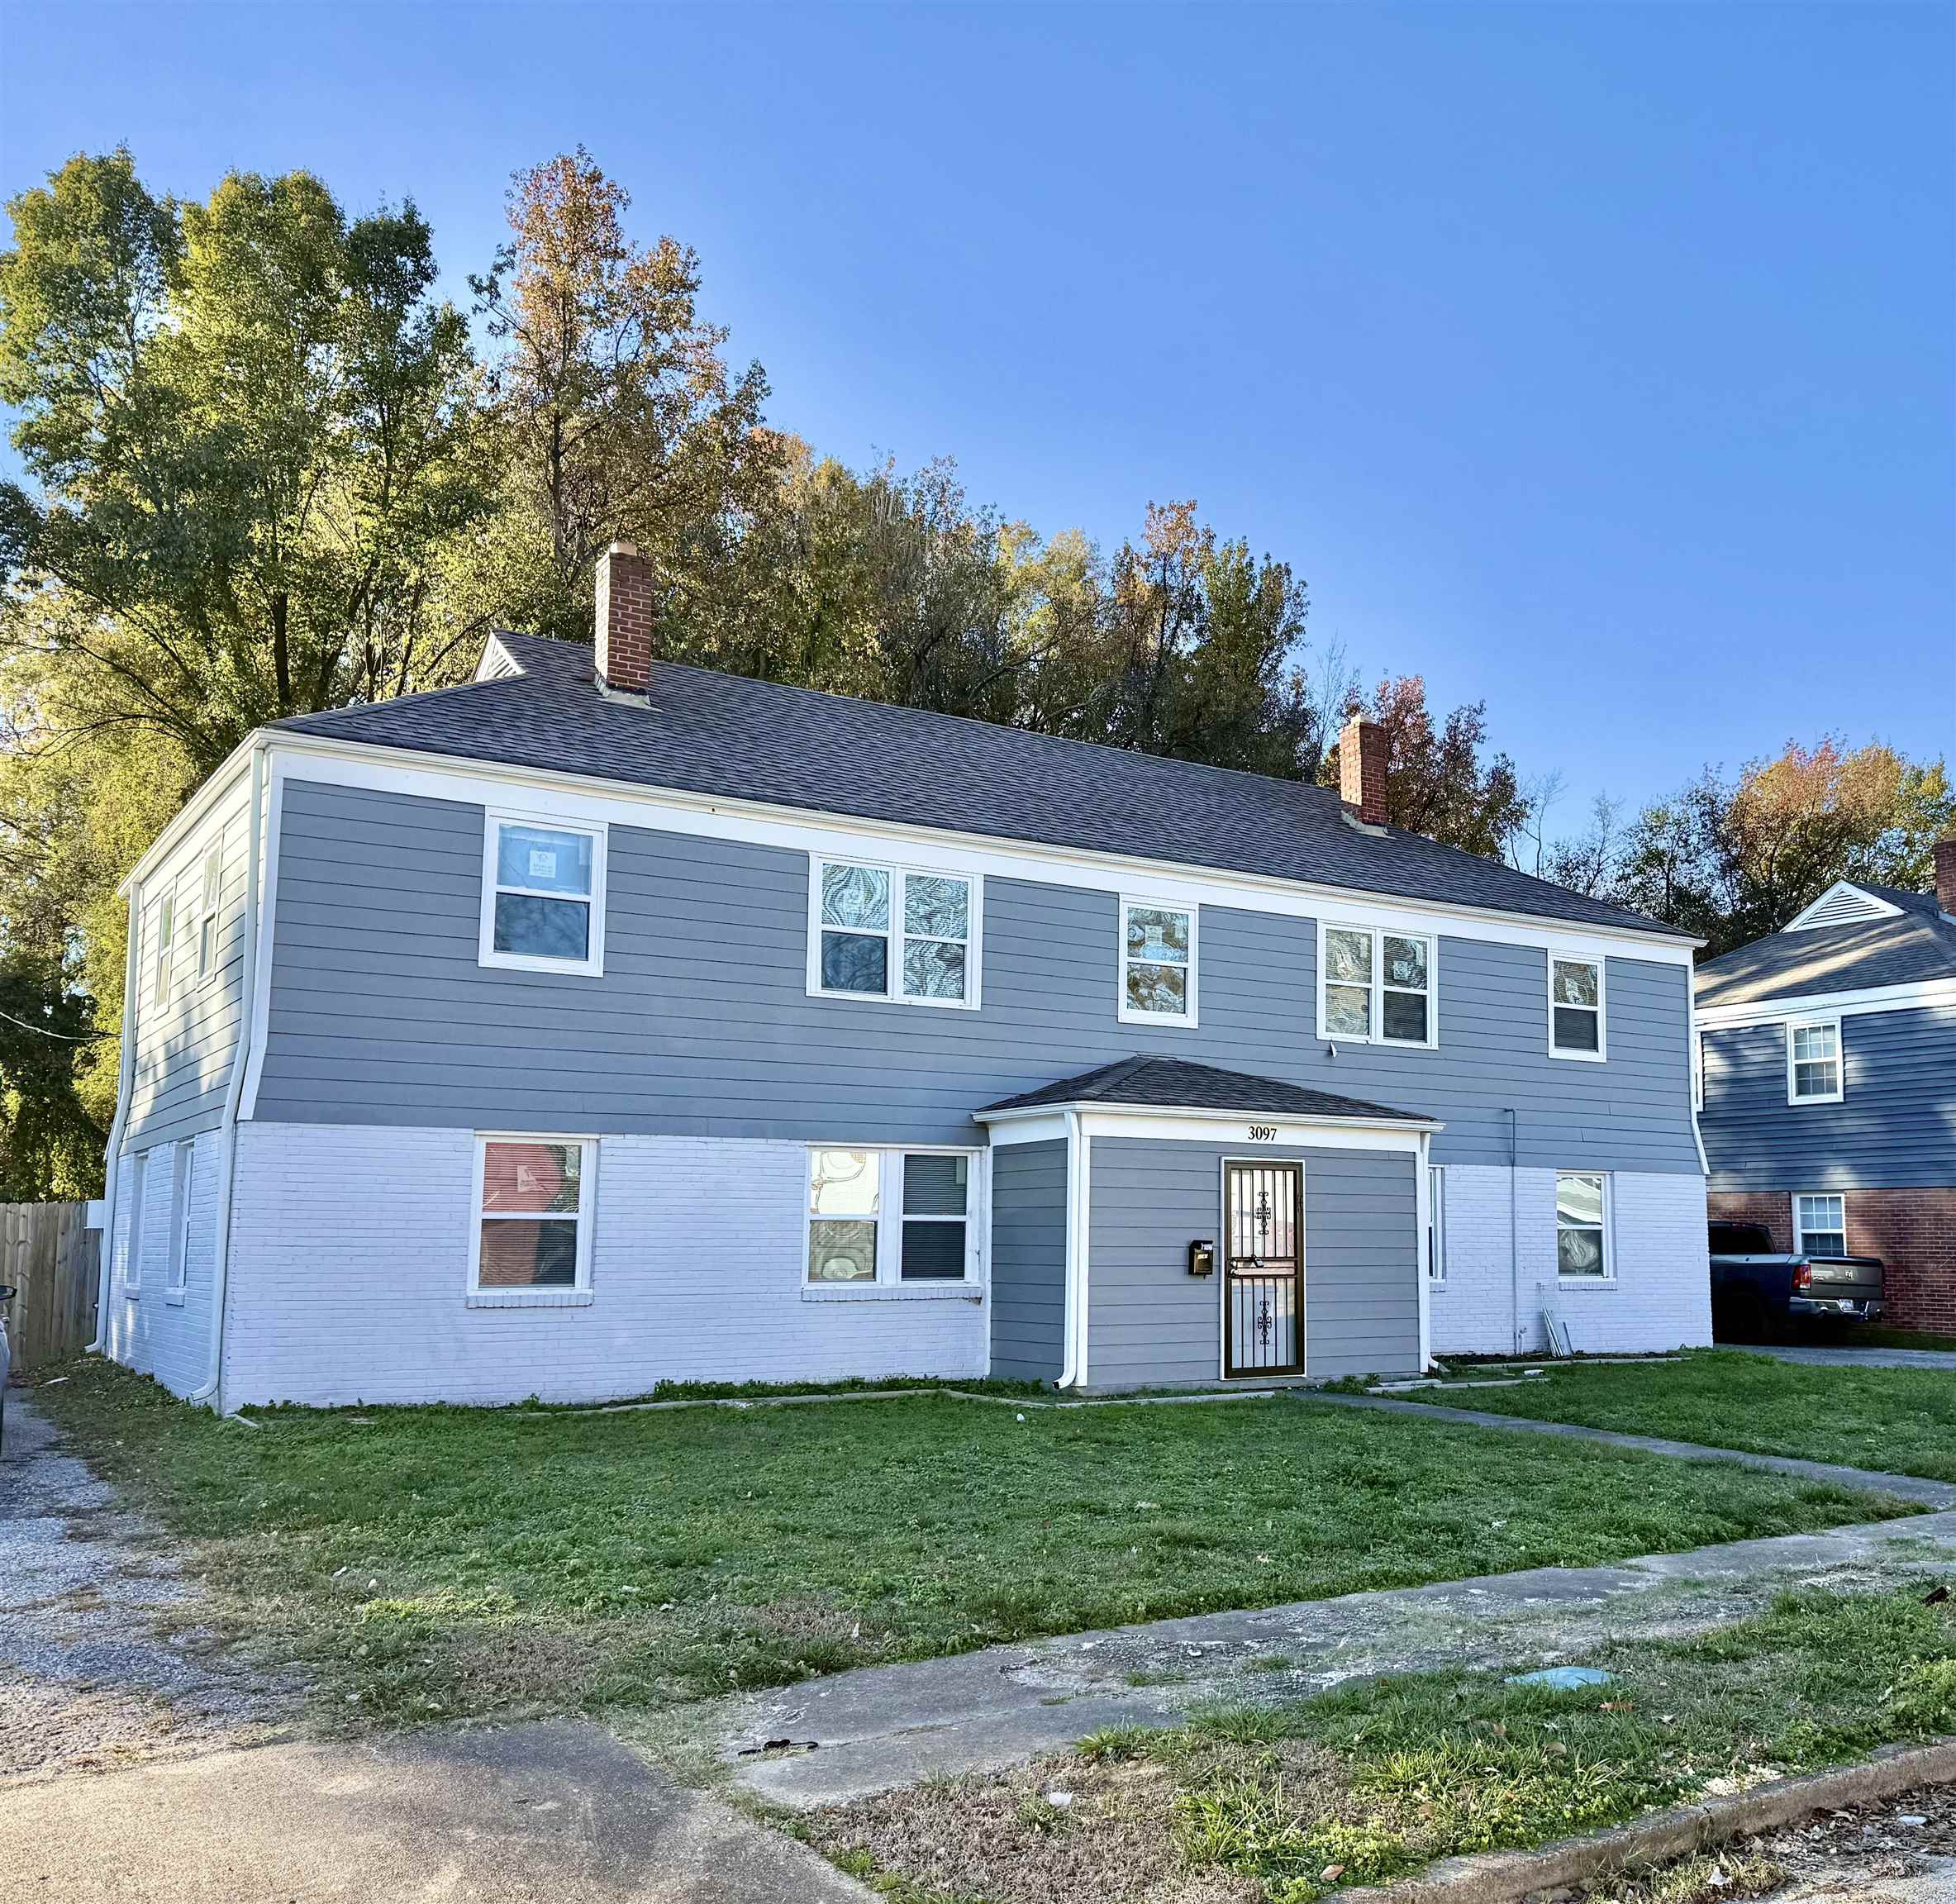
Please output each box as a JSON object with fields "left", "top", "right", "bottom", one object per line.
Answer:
{"left": 1745, "top": 1345, "right": 1956, "bottom": 1373}
{"left": 0, "top": 1719, "right": 871, "bottom": 1903}
{"left": 723, "top": 1399, "right": 1956, "bottom": 1812}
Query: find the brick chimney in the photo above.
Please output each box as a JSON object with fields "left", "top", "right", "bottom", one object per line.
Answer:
{"left": 1935, "top": 836, "right": 1956, "bottom": 918}
{"left": 1338, "top": 716, "right": 1389, "bottom": 827}
{"left": 594, "top": 540, "right": 654, "bottom": 702}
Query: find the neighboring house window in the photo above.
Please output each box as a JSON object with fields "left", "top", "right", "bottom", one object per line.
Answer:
{"left": 1548, "top": 956, "right": 1605, "bottom": 1059}
{"left": 1786, "top": 1017, "right": 1843, "bottom": 1104}
{"left": 1554, "top": 1171, "right": 1611, "bottom": 1278}
{"left": 1427, "top": 1165, "right": 1446, "bottom": 1281}
{"left": 1793, "top": 1192, "right": 1847, "bottom": 1259}
{"left": 151, "top": 894, "right": 175, "bottom": 1011}
{"left": 1120, "top": 897, "right": 1197, "bottom": 1026}
{"left": 479, "top": 813, "right": 607, "bottom": 977}
{"left": 806, "top": 1148, "right": 976, "bottom": 1287}
{"left": 1319, "top": 923, "right": 1435, "bottom": 1045}
{"left": 196, "top": 841, "right": 223, "bottom": 983}
{"left": 469, "top": 1135, "right": 596, "bottom": 1292}
{"left": 121, "top": 1150, "right": 148, "bottom": 1296}
{"left": 164, "top": 1141, "right": 194, "bottom": 1302}
{"left": 809, "top": 858, "right": 978, "bottom": 1008}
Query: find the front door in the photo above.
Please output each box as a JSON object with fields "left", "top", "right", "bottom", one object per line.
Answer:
{"left": 1223, "top": 1160, "right": 1303, "bottom": 1378}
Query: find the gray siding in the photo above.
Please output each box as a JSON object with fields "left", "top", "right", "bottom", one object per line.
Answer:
{"left": 126, "top": 769, "right": 255, "bottom": 1150}
{"left": 1085, "top": 1139, "right": 1419, "bottom": 1386}
{"left": 1701, "top": 1007, "right": 1956, "bottom": 1192}
{"left": 255, "top": 778, "right": 1700, "bottom": 1175}
{"left": 989, "top": 1139, "right": 1068, "bottom": 1381}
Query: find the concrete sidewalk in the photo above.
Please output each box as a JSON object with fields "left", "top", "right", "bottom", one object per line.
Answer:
{"left": 0, "top": 1719, "right": 871, "bottom": 1903}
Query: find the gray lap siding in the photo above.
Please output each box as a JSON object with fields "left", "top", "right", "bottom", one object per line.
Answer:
{"left": 255, "top": 779, "right": 1699, "bottom": 1175}
{"left": 1700, "top": 1007, "right": 1956, "bottom": 1193}
{"left": 988, "top": 1139, "right": 1068, "bottom": 1381}
{"left": 1086, "top": 1140, "right": 1419, "bottom": 1385}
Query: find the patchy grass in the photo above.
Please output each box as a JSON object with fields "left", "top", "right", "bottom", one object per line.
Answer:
{"left": 34, "top": 1359, "right": 1918, "bottom": 1728}
{"left": 811, "top": 1587, "right": 1956, "bottom": 1903}
{"left": 1399, "top": 1349, "right": 1956, "bottom": 1481}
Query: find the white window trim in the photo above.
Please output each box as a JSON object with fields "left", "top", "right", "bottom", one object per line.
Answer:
{"left": 1554, "top": 1169, "right": 1614, "bottom": 1282}
{"left": 802, "top": 1145, "right": 984, "bottom": 1298}
{"left": 1315, "top": 920, "right": 1438, "bottom": 1049}
{"left": 196, "top": 838, "right": 224, "bottom": 987}
{"left": 478, "top": 809, "right": 608, "bottom": 978}
{"left": 150, "top": 893, "right": 176, "bottom": 1011}
{"left": 1118, "top": 893, "right": 1200, "bottom": 1028}
{"left": 1547, "top": 953, "right": 1607, "bottom": 1063}
{"left": 1426, "top": 1164, "right": 1446, "bottom": 1283}
{"left": 805, "top": 854, "right": 983, "bottom": 1011}
{"left": 1792, "top": 1191, "right": 1847, "bottom": 1257}
{"left": 1785, "top": 1015, "right": 1844, "bottom": 1105}
{"left": 466, "top": 1131, "right": 598, "bottom": 1308}
{"left": 164, "top": 1140, "right": 193, "bottom": 1305}
{"left": 120, "top": 1150, "right": 148, "bottom": 1297}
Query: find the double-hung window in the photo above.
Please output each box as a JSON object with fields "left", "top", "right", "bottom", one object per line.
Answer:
{"left": 1426, "top": 1165, "right": 1446, "bottom": 1282}
{"left": 1319, "top": 923, "right": 1435, "bottom": 1045}
{"left": 1786, "top": 1018, "right": 1843, "bottom": 1104}
{"left": 1793, "top": 1192, "right": 1846, "bottom": 1259}
{"left": 164, "top": 1141, "right": 194, "bottom": 1302}
{"left": 196, "top": 841, "right": 223, "bottom": 984}
{"left": 151, "top": 894, "right": 176, "bottom": 1011}
{"left": 470, "top": 1135, "right": 596, "bottom": 1297}
{"left": 480, "top": 812, "right": 607, "bottom": 976}
{"left": 810, "top": 857, "right": 978, "bottom": 1007}
{"left": 120, "top": 1150, "right": 149, "bottom": 1297}
{"left": 806, "top": 1148, "right": 977, "bottom": 1288}
{"left": 1548, "top": 956, "right": 1606, "bottom": 1059}
{"left": 1554, "top": 1171, "right": 1611, "bottom": 1278}
{"left": 1119, "top": 897, "right": 1197, "bottom": 1025}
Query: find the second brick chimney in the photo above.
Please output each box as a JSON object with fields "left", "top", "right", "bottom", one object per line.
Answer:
{"left": 1936, "top": 836, "right": 1956, "bottom": 918}
{"left": 595, "top": 540, "right": 655, "bottom": 702}
{"left": 1339, "top": 716, "right": 1389, "bottom": 828}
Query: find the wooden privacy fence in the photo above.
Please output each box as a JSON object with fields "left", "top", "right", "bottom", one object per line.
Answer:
{"left": 1, "top": 1202, "right": 101, "bottom": 1376}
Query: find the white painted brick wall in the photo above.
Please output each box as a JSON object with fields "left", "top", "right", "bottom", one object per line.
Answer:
{"left": 1430, "top": 1166, "right": 1711, "bottom": 1356}
{"left": 103, "top": 1130, "right": 225, "bottom": 1397}
{"left": 219, "top": 1123, "right": 988, "bottom": 1407}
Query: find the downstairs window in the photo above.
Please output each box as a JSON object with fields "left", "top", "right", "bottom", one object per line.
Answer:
{"left": 807, "top": 1149, "right": 975, "bottom": 1287}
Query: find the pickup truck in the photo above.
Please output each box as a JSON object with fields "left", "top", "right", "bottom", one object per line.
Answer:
{"left": 1708, "top": 1220, "right": 1885, "bottom": 1337}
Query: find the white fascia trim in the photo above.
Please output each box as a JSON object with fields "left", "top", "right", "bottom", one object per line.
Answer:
{"left": 1695, "top": 977, "right": 1956, "bottom": 1029}
{"left": 978, "top": 1102, "right": 1441, "bottom": 1147}
{"left": 249, "top": 731, "right": 1702, "bottom": 968}
{"left": 1784, "top": 881, "right": 1903, "bottom": 931}
{"left": 117, "top": 737, "right": 260, "bottom": 897}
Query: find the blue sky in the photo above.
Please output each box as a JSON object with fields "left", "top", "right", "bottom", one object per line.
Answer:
{"left": 2, "top": 1, "right": 1950, "bottom": 826}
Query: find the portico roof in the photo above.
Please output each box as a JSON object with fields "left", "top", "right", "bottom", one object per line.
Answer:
{"left": 975, "top": 1055, "right": 1441, "bottom": 1130}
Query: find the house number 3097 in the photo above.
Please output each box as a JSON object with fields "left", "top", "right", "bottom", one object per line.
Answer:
{"left": 1246, "top": 1125, "right": 1278, "bottom": 1142}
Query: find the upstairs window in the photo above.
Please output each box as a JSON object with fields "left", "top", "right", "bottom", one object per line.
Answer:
{"left": 1793, "top": 1192, "right": 1846, "bottom": 1259}
{"left": 1319, "top": 923, "right": 1434, "bottom": 1046}
{"left": 810, "top": 858, "right": 978, "bottom": 1008}
{"left": 480, "top": 813, "right": 606, "bottom": 976}
{"left": 1787, "top": 1018, "right": 1843, "bottom": 1104}
{"left": 1549, "top": 956, "right": 1606, "bottom": 1060}
{"left": 196, "top": 841, "right": 223, "bottom": 983}
{"left": 151, "top": 894, "right": 176, "bottom": 1011}
{"left": 1120, "top": 897, "right": 1197, "bottom": 1026}
{"left": 806, "top": 1148, "right": 974, "bottom": 1287}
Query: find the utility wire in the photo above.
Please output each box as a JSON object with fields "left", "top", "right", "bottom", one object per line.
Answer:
{"left": 0, "top": 1006, "right": 111, "bottom": 1043}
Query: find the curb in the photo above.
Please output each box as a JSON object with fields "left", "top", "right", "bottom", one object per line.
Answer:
{"left": 1337, "top": 1738, "right": 1956, "bottom": 1904}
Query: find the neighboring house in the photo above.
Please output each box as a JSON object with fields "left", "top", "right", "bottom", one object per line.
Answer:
{"left": 98, "top": 545, "right": 1711, "bottom": 1409}
{"left": 1696, "top": 855, "right": 1956, "bottom": 1334}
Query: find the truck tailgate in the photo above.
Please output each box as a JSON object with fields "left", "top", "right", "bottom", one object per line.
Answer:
{"left": 1806, "top": 1255, "right": 1884, "bottom": 1306}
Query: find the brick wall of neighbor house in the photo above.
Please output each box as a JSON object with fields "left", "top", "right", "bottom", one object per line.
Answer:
{"left": 1430, "top": 1166, "right": 1712, "bottom": 1357}
{"left": 1706, "top": 1192, "right": 1795, "bottom": 1254}
{"left": 219, "top": 1122, "right": 988, "bottom": 1407}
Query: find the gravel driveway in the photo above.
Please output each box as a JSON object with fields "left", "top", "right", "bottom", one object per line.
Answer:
{"left": 0, "top": 1385, "right": 299, "bottom": 1781}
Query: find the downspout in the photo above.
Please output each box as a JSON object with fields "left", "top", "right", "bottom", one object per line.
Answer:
{"left": 1416, "top": 1130, "right": 1433, "bottom": 1373}
{"left": 1507, "top": 1107, "right": 1521, "bottom": 1354}
{"left": 189, "top": 738, "right": 266, "bottom": 1411}
{"left": 1057, "top": 1110, "right": 1083, "bottom": 1388}
{"left": 88, "top": 884, "right": 145, "bottom": 1355}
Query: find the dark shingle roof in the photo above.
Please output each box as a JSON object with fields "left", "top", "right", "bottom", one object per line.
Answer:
{"left": 977, "top": 1054, "right": 1440, "bottom": 1125}
{"left": 274, "top": 632, "right": 1691, "bottom": 940}
{"left": 1695, "top": 886, "right": 1956, "bottom": 1008}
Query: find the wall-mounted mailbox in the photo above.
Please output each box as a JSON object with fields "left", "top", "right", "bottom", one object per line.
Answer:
{"left": 1187, "top": 1238, "right": 1216, "bottom": 1278}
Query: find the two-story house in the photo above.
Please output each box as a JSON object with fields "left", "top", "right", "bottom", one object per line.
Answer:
{"left": 1697, "top": 854, "right": 1956, "bottom": 1333}
{"left": 94, "top": 545, "right": 1711, "bottom": 1408}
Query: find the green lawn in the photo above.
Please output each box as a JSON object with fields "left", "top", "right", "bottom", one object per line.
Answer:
{"left": 36, "top": 1360, "right": 1917, "bottom": 1727}
{"left": 812, "top": 1584, "right": 1956, "bottom": 1904}
{"left": 1402, "top": 1349, "right": 1956, "bottom": 1482}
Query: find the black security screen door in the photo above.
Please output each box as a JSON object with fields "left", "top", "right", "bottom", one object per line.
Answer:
{"left": 1224, "top": 1161, "right": 1303, "bottom": 1378}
